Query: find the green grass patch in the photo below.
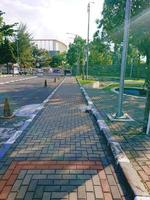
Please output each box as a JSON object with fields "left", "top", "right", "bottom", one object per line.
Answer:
{"left": 77, "top": 77, "right": 95, "bottom": 85}
{"left": 77, "top": 75, "right": 145, "bottom": 90}
{"left": 101, "top": 80, "right": 145, "bottom": 92}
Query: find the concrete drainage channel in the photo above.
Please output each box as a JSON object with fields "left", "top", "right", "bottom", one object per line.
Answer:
{"left": 0, "top": 77, "right": 65, "bottom": 159}
{"left": 77, "top": 79, "right": 150, "bottom": 200}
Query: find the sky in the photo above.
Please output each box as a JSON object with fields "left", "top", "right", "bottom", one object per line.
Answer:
{"left": 0, "top": 0, "right": 104, "bottom": 45}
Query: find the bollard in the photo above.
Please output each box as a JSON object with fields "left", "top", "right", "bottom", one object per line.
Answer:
{"left": 54, "top": 77, "right": 57, "bottom": 83}
{"left": 44, "top": 80, "right": 47, "bottom": 87}
{"left": 3, "top": 98, "right": 12, "bottom": 117}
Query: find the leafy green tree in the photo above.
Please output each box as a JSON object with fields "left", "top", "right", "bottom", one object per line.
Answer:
{"left": 0, "top": 11, "right": 17, "bottom": 73}
{"left": 14, "top": 23, "right": 33, "bottom": 68}
{"left": 50, "top": 53, "right": 66, "bottom": 68}
{"left": 32, "top": 45, "right": 52, "bottom": 67}
{"left": 0, "top": 11, "right": 17, "bottom": 43}
{"left": 89, "top": 37, "right": 112, "bottom": 66}
{"left": 0, "top": 39, "right": 16, "bottom": 73}
{"left": 66, "top": 36, "right": 86, "bottom": 77}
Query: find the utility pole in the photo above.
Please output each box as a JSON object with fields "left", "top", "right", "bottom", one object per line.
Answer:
{"left": 116, "top": 0, "right": 132, "bottom": 118}
{"left": 86, "top": 2, "right": 94, "bottom": 80}
{"left": 86, "top": 3, "right": 90, "bottom": 80}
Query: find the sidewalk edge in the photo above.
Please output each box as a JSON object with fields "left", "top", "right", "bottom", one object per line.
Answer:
{"left": 77, "top": 78, "right": 150, "bottom": 200}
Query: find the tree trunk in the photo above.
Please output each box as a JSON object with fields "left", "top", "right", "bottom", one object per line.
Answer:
{"left": 6, "top": 63, "right": 9, "bottom": 74}
{"left": 81, "top": 65, "right": 85, "bottom": 80}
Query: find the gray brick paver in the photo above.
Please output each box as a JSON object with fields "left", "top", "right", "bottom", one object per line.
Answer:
{"left": 16, "top": 185, "right": 28, "bottom": 199}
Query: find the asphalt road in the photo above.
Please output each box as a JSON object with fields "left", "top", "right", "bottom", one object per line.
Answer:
{"left": 0, "top": 75, "right": 63, "bottom": 114}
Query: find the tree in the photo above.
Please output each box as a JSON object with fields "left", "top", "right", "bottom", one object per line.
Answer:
{"left": 32, "top": 45, "right": 52, "bottom": 67}
{"left": 50, "top": 53, "right": 66, "bottom": 68}
{"left": 0, "top": 11, "right": 17, "bottom": 73}
{"left": 0, "top": 11, "right": 17, "bottom": 43}
{"left": 14, "top": 23, "right": 33, "bottom": 68}
{"left": 66, "top": 36, "right": 86, "bottom": 78}
{"left": 89, "top": 37, "right": 112, "bottom": 66}
{"left": 0, "top": 39, "right": 16, "bottom": 73}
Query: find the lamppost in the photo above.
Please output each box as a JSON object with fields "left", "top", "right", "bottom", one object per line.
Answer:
{"left": 108, "top": 0, "right": 132, "bottom": 121}
{"left": 146, "top": 111, "right": 150, "bottom": 134}
{"left": 86, "top": 1, "right": 94, "bottom": 80}
{"left": 116, "top": 0, "right": 132, "bottom": 118}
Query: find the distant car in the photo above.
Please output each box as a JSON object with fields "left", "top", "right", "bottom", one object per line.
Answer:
{"left": 19, "top": 71, "right": 27, "bottom": 75}
{"left": 36, "top": 68, "right": 43, "bottom": 76}
{"left": 64, "top": 69, "right": 71, "bottom": 76}
{"left": 37, "top": 69, "right": 43, "bottom": 73}
{"left": 37, "top": 72, "right": 43, "bottom": 76}
{"left": 53, "top": 69, "right": 60, "bottom": 73}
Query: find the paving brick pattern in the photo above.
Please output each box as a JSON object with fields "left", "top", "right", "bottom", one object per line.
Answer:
{"left": 0, "top": 77, "right": 131, "bottom": 199}
{"left": 86, "top": 87, "right": 150, "bottom": 194}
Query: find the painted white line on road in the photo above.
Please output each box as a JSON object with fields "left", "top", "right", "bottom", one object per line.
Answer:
{"left": 0, "top": 76, "right": 36, "bottom": 85}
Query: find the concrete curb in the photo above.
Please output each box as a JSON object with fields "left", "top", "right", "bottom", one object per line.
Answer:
{"left": 0, "top": 77, "right": 65, "bottom": 159}
{"left": 77, "top": 79, "right": 150, "bottom": 200}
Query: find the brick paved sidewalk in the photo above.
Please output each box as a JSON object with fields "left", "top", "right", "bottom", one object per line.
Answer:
{"left": 86, "top": 87, "right": 150, "bottom": 194}
{"left": 0, "top": 77, "right": 131, "bottom": 200}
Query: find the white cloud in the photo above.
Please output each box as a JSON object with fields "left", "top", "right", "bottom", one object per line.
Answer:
{"left": 0, "top": 0, "right": 104, "bottom": 45}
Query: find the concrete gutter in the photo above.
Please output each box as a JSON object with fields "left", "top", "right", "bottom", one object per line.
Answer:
{"left": 0, "top": 77, "right": 65, "bottom": 159}
{"left": 77, "top": 79, "right": 150, "bottom": 200}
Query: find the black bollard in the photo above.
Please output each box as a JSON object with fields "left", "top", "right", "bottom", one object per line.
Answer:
{"left": 44, "top": 80, "right": 47, "bottom": 87}
{"left": 54, "top": 77, "right": 57, "bottom": 83}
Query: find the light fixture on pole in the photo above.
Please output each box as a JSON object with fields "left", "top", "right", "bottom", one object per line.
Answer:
{"left": 108, "top": 0, "right": 133, "bottom": 122}
{"left": 86, "top": 1, "right": 94, "bottom": 80}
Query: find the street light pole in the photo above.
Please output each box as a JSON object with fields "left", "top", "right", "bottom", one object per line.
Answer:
{"left": 116, "top": 0, "right": 132, "bottom": 118}
{"left": 86, "top": 2, "right": 94, "bottom": 80}
{"left": 146, "top": 111, "right": 150, "bottom": 134}
{"left": 86, "top": 3, "right": 90, "bottom": 80}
